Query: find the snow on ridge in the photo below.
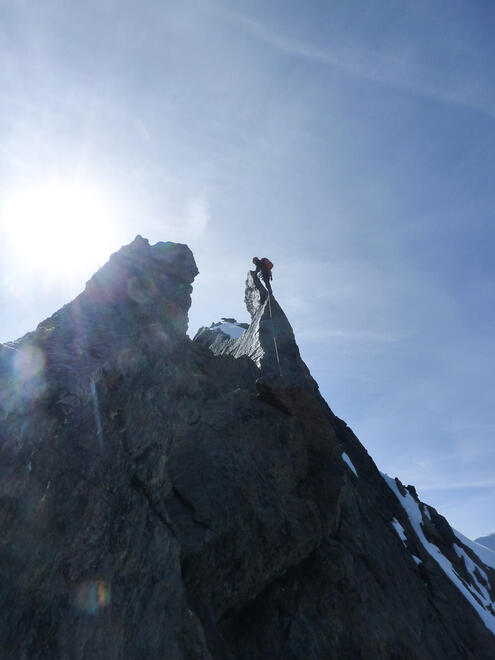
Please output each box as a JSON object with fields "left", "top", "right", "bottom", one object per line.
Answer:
{"left": 454, "top": 528, "right": 495, "bottom": 571}
{"left": 341, "top": 452, "right": 358, "bottom": 476}
{"left": 453, "top": 543, "right": 491, "bottom": 603}
{"left": 390, "top": 517, "right": 423, "bottom": 565}
{"left": 391, "top": 518, "right": 407, "bottom": 545}
{"left": 214, "top": 321, "right": 246, "bottom": 340}
{"left": 383, "top": 473, "right": 495, "bottom": 637}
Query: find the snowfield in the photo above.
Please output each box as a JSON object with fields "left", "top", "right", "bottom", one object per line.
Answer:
{"left": 215, "top": 321, "right": 246, "bottom": 339}
{"left": 454, "top": 528, "right": 495, "bottom": 571}
{"left": 383, "top": 473, "right": 495, "bottom": 637}
{"left": 341, "top": 452, "right": 358, "bottom": 476}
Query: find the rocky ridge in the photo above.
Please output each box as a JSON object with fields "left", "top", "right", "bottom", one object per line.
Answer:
{"left": 0, "top": 236, "right": 494, "bottom": 659}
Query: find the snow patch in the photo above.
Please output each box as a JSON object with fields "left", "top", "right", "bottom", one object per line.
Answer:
{"left": 412, "top": 555, "right": 422, "bottom": 565}
{"left": 214, "top": 322, "right": 246, "bottom": 339}
{"left": 341, "top": 452, "right": 358, "bottom": 476}
{"left": 217, "top": 323, "right": 245, "bottom": 339}
{"left": 454, "top": 528, "right": 495, "bottom": 571}
{"left": 391, "top": 518, "right": 407, "bottom": 545}
{"left": 453, "top": 543, "right": 491, "bottom": 603}
{"left": 383, "top": 473, "right": 495, "bottom": 637}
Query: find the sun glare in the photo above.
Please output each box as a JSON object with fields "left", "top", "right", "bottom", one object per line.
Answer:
{"left": 1, "top": 180, "right": 121, "bottom": 280}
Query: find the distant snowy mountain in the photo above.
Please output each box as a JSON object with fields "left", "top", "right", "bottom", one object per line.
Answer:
{"left": 204, "top": 318, "right": 248, "bottom": 339}
{"left": 456, "top": 530, "right": 495, "bottom": 570}
{"left": 476, "top": 533, "right": 495, "bottom": 552}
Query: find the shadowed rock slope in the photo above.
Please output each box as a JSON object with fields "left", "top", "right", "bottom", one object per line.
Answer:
{"left": 1, "top": 237, "right": 494, "bottom": 659}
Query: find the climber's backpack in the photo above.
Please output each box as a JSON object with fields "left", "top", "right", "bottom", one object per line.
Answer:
{"left": 261, "top": 257, "right": 273, "bottom": 270}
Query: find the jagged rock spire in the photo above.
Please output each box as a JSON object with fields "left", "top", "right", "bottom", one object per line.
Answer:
{"left": 0, "top": 236, "right": 198, "bottom": 418}
{"left": 195, "top": 270, "right": 315, "bottom": 386}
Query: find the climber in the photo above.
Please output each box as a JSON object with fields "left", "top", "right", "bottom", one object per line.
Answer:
{"left": 252, "top": 257, "right": 273, "bottom": 295}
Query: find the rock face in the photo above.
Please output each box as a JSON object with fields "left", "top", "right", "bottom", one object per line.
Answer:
{"left": 1, "top": 237, "right": 495, "bottom": 659}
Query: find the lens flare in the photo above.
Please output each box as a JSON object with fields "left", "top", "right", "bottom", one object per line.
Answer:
{"left": 127, "top": 275, "right": 157, "bottom": 304}
{"left": 75, "top": 580, "right": 111, "bottom": 614}
{"left": 10, "top": 344, "right": 47, "bottom": 406}
{"left": 13, "top": 345, "right": 45, "bottom": 382}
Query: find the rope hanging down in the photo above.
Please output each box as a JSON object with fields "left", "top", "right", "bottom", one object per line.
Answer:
{"left": 267, "top": 293, "right": 282, "bottom": 377}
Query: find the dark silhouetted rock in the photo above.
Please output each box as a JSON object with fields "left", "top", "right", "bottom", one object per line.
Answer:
{"left": 0, "top": 238, "right": 494, "bottom": 659}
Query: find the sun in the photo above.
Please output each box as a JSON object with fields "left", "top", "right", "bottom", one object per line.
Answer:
{"left": 1, "top": 179, "right": 121, "bottom": 280}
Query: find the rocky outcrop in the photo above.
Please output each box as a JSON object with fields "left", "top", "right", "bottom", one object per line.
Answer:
{"left": 0, "top": 237, "right": 494, "bottom": 659}
{"left": 196, "top": 271, "right": 314, "bottom": 386}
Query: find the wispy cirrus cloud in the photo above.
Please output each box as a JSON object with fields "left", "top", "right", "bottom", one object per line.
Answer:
{"left": 419, "top": 479, "right": 495, "bottom": 491}
{"left": 297, "top": 327, "right": 400, "bottom": 344}
{"left": 201, "top": 1, "right": 495, "bottom": 118}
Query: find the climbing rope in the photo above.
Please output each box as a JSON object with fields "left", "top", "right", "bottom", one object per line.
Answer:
{"left": 267, "top": 293, "right": 282, "bottom": 377}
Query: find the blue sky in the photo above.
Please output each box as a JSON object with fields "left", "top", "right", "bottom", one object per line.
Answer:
{"left": 1, "top": 0, "right": 494, "bottom": 538}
